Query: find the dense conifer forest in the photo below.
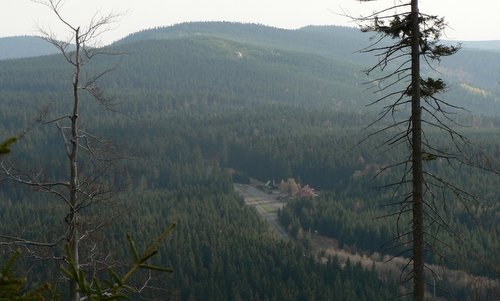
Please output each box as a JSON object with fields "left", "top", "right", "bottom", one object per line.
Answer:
{"left": 0, "top": 22, "right": 498, "bottom": 300}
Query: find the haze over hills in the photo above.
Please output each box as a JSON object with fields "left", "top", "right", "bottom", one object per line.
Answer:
{"left": 0, "top": 36, "right": 61, "bottom": 60}
{"left": 461, "top": 40, "right": 500, "bottom": 51}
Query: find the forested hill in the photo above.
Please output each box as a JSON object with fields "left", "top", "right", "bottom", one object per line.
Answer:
{"left": 113, "top": 21, "right": 500, "bottom": 115}
{"left": 2, "top": 22, "right": 500, "bottom": 115}
{"left": 114, "top": 22, "right": 369, "bottom": 64}
{"left": 109, "top": 36, "right": 369, "bottom": 110}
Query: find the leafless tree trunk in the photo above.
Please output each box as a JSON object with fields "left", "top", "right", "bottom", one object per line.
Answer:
{"left": 67, "top": 23, "right": 81, "bottom": 301}
{"left": 353, "top": 1, "right": 462, "bottom": 300}
{"left": 409, "top": 2, "right": 424, "bottom": 300}
{"left": 0, "top": 1, "right": 121, "bottom": 300}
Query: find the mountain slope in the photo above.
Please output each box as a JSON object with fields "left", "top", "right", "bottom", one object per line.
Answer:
{"left": 114, "top": 22, "right": 371, "bottom": 65}
{"left": 0, "top": 22, "right": 499, "bottom": 116}
{"left": 0, "top": 35, "right": 370, "bottom": 113}
{"left": 109, "top": 36, "right": 369, "bottom": 109}
{"left": 113, "top": 22, "right": 500, "bottom": 115}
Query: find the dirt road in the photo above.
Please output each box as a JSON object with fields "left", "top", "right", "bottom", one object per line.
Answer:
{"left": 234, "top": 184, "right": 290, "bottom": 241}
{"left": 234, "top": 183, "right": 499, "bottom": 297}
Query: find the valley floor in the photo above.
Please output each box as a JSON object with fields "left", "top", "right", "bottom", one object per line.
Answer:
{"left": 234, "top": 183, "right": 500, "bottom": 300}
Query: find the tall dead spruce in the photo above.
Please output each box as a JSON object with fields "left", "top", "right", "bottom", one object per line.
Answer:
{"left": 0, "top": 1, "right": 122, "bottom": 300}
{"left": 354, "top": 0, "right": 466, "bottom": 300}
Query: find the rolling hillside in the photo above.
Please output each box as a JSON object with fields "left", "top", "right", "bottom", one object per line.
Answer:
{"left": 1, "top": 22, "right": 500, "bottom": 116}
{"left": 114, "top": 22, "right": 500, "bottom": 113}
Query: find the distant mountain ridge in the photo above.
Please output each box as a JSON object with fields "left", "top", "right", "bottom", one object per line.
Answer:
{"left": 0, "top": 36, "right": 60, "bottom": 60}
{"left": 461, "top": 40, "right": 500, "bottom": 51}
{"left": 114, "top": 22, "right": 372, "bottom": 65}
{"left": 1, "top": 22, "right": 499, "bottom": 116}
{"left": 3, "top": 23, "right": 500, "bottom": 60}
{"left": 116, "top": 22, "right": 500, "bottom": 90}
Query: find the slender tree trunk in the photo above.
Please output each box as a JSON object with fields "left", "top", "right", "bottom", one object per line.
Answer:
{"left": 68, "top": 27, "right": 81, "bottom": 301}
{"left": 410, "top": 1, "right": 425, "bottom": 300}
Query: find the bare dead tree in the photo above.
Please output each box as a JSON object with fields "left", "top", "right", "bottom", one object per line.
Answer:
{"left": 348, "top": 1, "right": 482, "bottom": 300}
{"left": 0, "top": 1, "right": 122, "bottom": 300}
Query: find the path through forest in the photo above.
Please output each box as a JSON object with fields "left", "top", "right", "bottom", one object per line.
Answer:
{"left": 234, "top": 183, "right": 499, "bottom": 298}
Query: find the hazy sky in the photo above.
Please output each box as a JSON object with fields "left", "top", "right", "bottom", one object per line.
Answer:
{"left": 1, "top": 0, "right": 498, "bottom": 44}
